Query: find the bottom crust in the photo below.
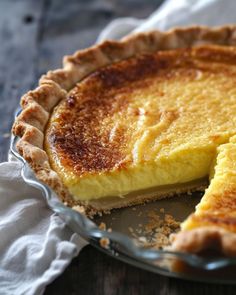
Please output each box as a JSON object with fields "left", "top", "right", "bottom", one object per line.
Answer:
{"left": 71, "top": 178, "right": 208, "bottom": 217}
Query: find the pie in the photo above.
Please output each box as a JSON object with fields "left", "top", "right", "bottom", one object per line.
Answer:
{"left": 13, "top": 26, "right": 236, "bottom": 256}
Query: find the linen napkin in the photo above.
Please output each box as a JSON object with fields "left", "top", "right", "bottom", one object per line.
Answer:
{"left": 0, "top": 161, "right": 87, "bottom": 295}
{"left": 1, "top": 0, "right": 236, "bottom": 294}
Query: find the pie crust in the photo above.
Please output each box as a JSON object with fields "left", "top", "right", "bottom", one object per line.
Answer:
{"left": 12, "top": 25, "right": 236, "bottom": 255}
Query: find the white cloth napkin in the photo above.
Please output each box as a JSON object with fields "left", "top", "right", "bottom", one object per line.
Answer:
{"left": 1, "top": 0, "right": 236, "bottom": 294}
{"left": 0, "top": 161, "right": 87, "bottom": 295}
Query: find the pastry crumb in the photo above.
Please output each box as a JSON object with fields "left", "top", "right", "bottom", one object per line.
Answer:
{"left": 99, "top": 222, "right": 107, "bottom": 231}
{"left": 72, "top": 205, "right": 85, "bottom": 214}
{"left": 100, "top": 237, "right": 110, "bottom": 249}
{"left": 129, "top": 209, "right": 180, "bottom": 250}
{"left": 138, "top": 236, "right": 147, "bottom": 243}
{"left": 128, "top": 227, "right": 134, "bottom": 233}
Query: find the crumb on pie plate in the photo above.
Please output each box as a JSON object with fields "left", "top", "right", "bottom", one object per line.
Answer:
{"left": 13, "top": 26, "right": 236, "bottom": 256}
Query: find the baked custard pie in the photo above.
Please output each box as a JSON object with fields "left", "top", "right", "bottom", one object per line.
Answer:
{"left": 13, "top": 26, "right": 236, "bottom": 255}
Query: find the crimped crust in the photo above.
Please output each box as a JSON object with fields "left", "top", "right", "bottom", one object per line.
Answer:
{"left": 171, "top": 227, "right": 236, "bottom": 256}
{"left": 12, "top": 25, "right": 236, "bottom": 255}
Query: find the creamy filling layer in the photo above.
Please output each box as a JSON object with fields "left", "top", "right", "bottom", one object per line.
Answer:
{"left": 61, "top": 146, "right": 216, "bottom": 201}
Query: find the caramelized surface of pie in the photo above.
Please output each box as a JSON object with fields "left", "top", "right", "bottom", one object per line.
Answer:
{"left": 45, "top": 45, "right": 236, "bottom": 202}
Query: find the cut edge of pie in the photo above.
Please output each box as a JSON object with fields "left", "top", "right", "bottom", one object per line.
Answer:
{"left": 12, "top": 25, "right": 236, "bottom": 256}
{"left": 172, "top": 136, "right": 236, "bottom": 256}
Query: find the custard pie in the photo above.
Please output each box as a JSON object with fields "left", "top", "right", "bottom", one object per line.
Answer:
{"left": 13, "top": 26, "right": 236, "bottom": 255}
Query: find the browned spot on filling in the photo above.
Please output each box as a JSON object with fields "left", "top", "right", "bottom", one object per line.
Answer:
{"left": 208, "top": 190, "right": 236, "bottom": 211}
{"left": 48, "top": 74, "right": 135, "bottom": 174}
{"left": 191, "top": 214, "right": 236, "bottom": 232}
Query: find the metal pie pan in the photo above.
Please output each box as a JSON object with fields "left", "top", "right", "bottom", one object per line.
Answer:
{"left": 10, "top": 110, "right": 236, "bottom": 284}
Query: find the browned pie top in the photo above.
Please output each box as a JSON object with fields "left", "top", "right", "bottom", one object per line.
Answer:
{"left": 45, "top": 45, "right": 236, "bottom": 177}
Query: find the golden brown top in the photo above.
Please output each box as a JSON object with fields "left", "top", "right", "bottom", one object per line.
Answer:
{"left": 45, "top": 45, "right": 236, "bottom": 178}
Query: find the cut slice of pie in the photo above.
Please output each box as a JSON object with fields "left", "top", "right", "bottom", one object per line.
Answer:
{"left": 172, "top": 136, "right": 236, "bottom": 255}
{"left": 12, "top": 26, "right": 236, "bottom": 255}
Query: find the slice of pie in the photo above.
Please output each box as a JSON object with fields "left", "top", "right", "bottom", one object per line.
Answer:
{"left": 172, "top": 136, "right": 236, "bottom": 255}
{"left": 13, "top": 26, "right": 236, "bottom": 255}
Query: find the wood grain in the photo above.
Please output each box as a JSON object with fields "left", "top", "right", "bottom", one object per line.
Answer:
{"left": 0, "top": 0, "right": 46, "bottom": 161}
{"left": 1, "top": 0, "right": 236, "bottom": 294}
{"left": 45, "top": 246, "right": 236, "bottom": 295}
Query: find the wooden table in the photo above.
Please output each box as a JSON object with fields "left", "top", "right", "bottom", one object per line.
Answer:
{"left": 0, "top": 0, "right": 235, "bottom": 294}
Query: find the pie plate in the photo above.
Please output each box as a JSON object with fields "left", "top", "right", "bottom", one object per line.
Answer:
{"left": 10, "top": 109, "right": 236, "bottom": 284}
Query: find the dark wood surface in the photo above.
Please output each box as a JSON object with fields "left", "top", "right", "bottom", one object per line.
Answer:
{"left": 0, "top": 0, "right": 235, "bottom": 294}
